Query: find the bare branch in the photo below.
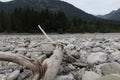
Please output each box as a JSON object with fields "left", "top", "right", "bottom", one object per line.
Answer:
{"left": 38, "top": 25, "right": 54, "bottom": 43}
{"left": 0, "top": 52, "right": 47, "bottom": 80}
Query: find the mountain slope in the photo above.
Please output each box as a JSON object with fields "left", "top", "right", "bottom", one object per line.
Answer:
{"left": 0, "top": 0, "right": 99, "bottom": 21}
{"left": 98, "top": 8, "right": 120, "bottom": 21}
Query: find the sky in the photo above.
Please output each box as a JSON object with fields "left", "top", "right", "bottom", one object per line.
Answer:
{"left": 62, "top": 0, "right": 120, "bottom": 15}
{"left": 0, "top": 0, "right": 11, "bottom": 2}
{"left": 0, "top": 0, "right": 120, "bottom": 15}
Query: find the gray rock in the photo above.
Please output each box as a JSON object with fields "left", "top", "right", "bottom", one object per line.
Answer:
{"left": 87, "top": 52, "right": 107, "bottom": 64}
{"left": 97, "top": 74, "right": 120, "bottom": 80}
{"left": 71, "top": 69, "right": 83, "bottom": 80}
{"left": 92, "top": 47, "right": 103, "bottom": 52}
{"left": 82, "top": 71, "right": 101, "bottom": 80}
{"left": 83, "top": 41, "right": 95, "bottom": 47}
{"left": 111, "top": 42, "right": 120, "bottom": 49}
{"left": 8, "top": 62, "right": 17, "bottom": 67}
{"left": 65, "top": 44, "right": 76, "bottom": 50}
{"left": 101, "top": 62, "right": 120, "bottom": 75}
{"left": 41, "top": 44, "right": 55, "bottom": 54}
{"left": 0, "top": 47, "right": 10, "bottom": 52}
{"left": 55, "top": 73, "right": 75, "bottom": 80}
{"left": 7, "top": 70, "right": 20, "bottom": 80}
{"left": 70, "top": 50, "right": 80, "bottom": 59}
{"left": 17, "top": 70, "right": 30, "bottom": 80}
{"left": 80, "top": 50, "right": 90, "bottom": 63}
{"left": 26, "top": 52, "right": 42, "bottom": 57}
{"left": 95, "top": 63, "right": 107, "bottom": 75}
{"left": 13, "top": 48, "right": 27, "bottom": 54}
{"left": 0, "top": 74, "right": 6, "bottom": 80}
{"left": 68, "top": 64, "right": 76, "bottom": 70}
{"left": 68, "top": 37, "right": 76, "bottom": 44}
{"left": 110, "top": 51, "right": 120, "bottom": 62}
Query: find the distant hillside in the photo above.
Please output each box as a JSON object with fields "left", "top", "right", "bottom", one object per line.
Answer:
{"left": 0, "top": 0, "right": 100, "bottom": 21}
{"left": 98, "top": 8, "right": 120, "bottom": 21}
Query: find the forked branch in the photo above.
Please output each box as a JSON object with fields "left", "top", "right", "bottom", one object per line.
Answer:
{"left": 0, "top": 52, "right": 47, "bottom": 80}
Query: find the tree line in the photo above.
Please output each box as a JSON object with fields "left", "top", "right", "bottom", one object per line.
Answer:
{"left": 0, "top": 7, "right": 120, "bottom": 33}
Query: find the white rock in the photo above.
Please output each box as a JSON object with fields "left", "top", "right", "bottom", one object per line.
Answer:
{"left": 68, "top": 64, "right": 76, "bottom": 70}
{"left": 87, "top": 52, "right": 107, "bottom": 64}
{"left": 8, "top": 62, "right": 17, "bottom": 67}
{"left": 68, "top": 37, "right": 76, "bottom": 44}
{"left": 110, "top": 51, "right": 120, "bottom": 61}
{"left": 56, "top": 39, "right": 69, "bottom": 44}
{"left": 55, "top": 74, "right": 74, "bottom": 80}
{"left": 41, "top": 44, "right": 55, "bottom": 54}
{"left": 82, "top": 71, "right": 101, "bottom": 80}
{"left": 101, "top": 62, "right": 120, "bottom": 75}
{"left": 92, "top": 47, "right": 103, "bottom": 52}
{"left": 65, "top": 44, "right": 76, "bottom": 50}
{"left": 14, "top": 48, "right": 27, "bottom": 54}
{"left": 83, "top": 41, "right": 95, "bottom": 47}
{"left": 7, "top": 70, "right": 20, "bottom": 80}
{"left": 70, "top": 50, "right": 79, "bottom": 58}
{"left": 80, "top": 50, "right": 90, "bottom": 63}
{"left": 97, "top": 74, "right": 120, "bottom": 80}
{"left": 0, "top": 74, "right": 6, "bottom": 80}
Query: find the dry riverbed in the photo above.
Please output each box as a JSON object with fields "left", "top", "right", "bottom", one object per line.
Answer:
{"left": 0, "top": 33, "right": 120, "bottom": 80}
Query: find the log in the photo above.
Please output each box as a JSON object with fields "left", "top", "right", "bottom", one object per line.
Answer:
{"left": 0, "top": 52, "right": 47, "bottom": 80}
{"left": 43, "top": 44, "right": 64, "bottom": 80}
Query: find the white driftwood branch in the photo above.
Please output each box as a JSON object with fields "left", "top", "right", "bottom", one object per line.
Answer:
{"left": 38, "top": 25, "right": 54, "bottom": 43}
{"left": 43, "top": 44, "right": 64, "bottom": 80}
{"left": 0, "top": 52, "right": 47, "bottom": 80}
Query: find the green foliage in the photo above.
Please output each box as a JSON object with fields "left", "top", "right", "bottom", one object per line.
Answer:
{"left": 0, "top": 8, "right": 120, "bottom": 33}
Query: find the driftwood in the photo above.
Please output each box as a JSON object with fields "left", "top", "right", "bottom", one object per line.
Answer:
{"left": 43, "top": 44, "right": 64, "bottom": 80}
{"left": 28, "top": 50, "right": 53, "bottom": 53}
{"left": 0, "top": 25, "right": 66, "bottom": 80}
{"left": 0, "top": 52, "right": 47, "bottom": 80}
{"left": 37, "top": 25, "right": 65, "bottom": 80}
{"left": 72, "top": 62, "right": 88, "bottom": 67}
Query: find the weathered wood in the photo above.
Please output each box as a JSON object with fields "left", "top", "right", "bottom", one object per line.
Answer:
{"left": 28, "top": 50, "right": 53, "bottom": 53}
{"left": 0, "top": 52, "right": 47, "bottom": 80}
{"left": 43, "top": 44, "right": 63, "bottom": 80}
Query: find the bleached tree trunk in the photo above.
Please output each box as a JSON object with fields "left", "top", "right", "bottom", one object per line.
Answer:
{"left": 43, "top": 44, "right": 64, "bottom": 80}
{"left": 0, "top": 52, "right": 47, "bottom": 80}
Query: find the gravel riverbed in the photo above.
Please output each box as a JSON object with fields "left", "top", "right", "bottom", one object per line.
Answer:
{"left": 0, "top": 33, "right": 120, "bottom": 80}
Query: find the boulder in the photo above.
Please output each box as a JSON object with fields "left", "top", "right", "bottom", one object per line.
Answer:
{"left": 7, "top": 70, "right": 20, "bottom": 80}
{"left": 0, "top": 74, "right": 6, "bottom": 80}
{"left": 110, "top": 51, "right": 120, "bottom": 62}
{"left": 87, "top": 52, "right": 107, "bottom": 64}
{"left": 101, "top": 62, "right": 120, "bottom": 75}
{"left": 70, "top": 50, "right": 80, "bottom": 59}
{"left": 41, "top": 44, "right": 55, "bottom": 54}
{"left": 80, "top": 50, "right": 90, "bottom": 63}
{"left": 82, "top": 71, "right": 101, "bottom": 80}
{"left": 97, "top": 74, "right": 120, "bottom": 80}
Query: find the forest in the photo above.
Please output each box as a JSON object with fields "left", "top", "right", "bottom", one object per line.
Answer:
{"left": 0, "top": 7, "right": 120, "bottom": 33}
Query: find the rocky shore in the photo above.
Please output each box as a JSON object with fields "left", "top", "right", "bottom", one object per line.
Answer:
{"left": 0, "top": 33, "right": 120, "bottom": 80}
